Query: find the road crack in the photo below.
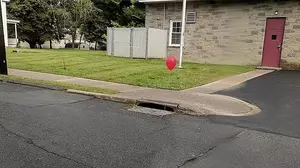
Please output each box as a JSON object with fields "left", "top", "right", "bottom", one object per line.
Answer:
{"left": 33, "top": 97, "right": 94, "bottom": 108}
{"left": 177, "top": 130, "right": 244, "bottom": 168}
{"left": 0, "top": 123, "right": 94, "bottom": 168}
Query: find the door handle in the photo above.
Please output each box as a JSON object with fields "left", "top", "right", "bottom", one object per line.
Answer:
{"left": 277, "top": 43, "right": 282, "bottom": 48}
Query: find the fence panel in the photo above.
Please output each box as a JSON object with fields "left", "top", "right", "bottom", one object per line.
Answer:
{"left": 147, "top": 28, "right": 168, "bottom": 59}
{"left": 132, "top": 28, "right": 147, "bottom": 58}
{"left": 107, "top": 28, "right": 113, "bottom": 55}
{"left": 107, "top": 28, "right": 167, "bottom": 59}
{"left": 114, "top": 28, "right": 131, "bottom": 57}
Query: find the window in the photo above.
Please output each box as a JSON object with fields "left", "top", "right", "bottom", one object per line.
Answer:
{"left": 169, "top": 21, "right": 182, "bottom": 46}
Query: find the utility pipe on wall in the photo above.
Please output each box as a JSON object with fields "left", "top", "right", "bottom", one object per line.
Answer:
{"left": 163, "top": 3, "right": 166, "bottom": 29}
{"left": 178, "top": 0, "right": 186, "bottom": 68}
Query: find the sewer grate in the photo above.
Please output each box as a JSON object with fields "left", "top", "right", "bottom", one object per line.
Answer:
{"left": 137, "top": 99, "right": 179, "bottom": 112}
{"left": 127, "top": 99, "right": 178, "bottom": 116}
{"left": 128, "top": 106, "right": 174, "bottom": 116}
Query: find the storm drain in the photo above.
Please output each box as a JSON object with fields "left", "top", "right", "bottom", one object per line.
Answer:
{"left": 128, "top": 99, "right": 178, "bottom": 116}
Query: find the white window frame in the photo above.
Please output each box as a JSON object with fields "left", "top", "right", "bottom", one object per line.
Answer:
{"left": 169, "top": 20, "right": 182, "bottom": 47}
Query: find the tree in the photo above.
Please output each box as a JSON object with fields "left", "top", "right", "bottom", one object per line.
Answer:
{"left": 121, "top": 0, "right": 145, "bottom": 27}
{"left": 81, "top": 7, "right": 108, "bottom": 49}
{"left": 8, "top": 0, "right": 68, "bottom": 49}
{"left": 8, "top": 0, "right": 53, "bottom": 48}
{"left": 64, "top": 0, "right": 93, "bottom": 48}
{"left": 92, "top": 0, "right": 145, "bottom": 28}
{"left": 46, "top": 0, "right": 70, "bottom": 49}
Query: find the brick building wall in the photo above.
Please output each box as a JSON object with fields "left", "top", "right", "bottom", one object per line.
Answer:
{"left": 145, "top": 1, "right": 300, "bottom": 66}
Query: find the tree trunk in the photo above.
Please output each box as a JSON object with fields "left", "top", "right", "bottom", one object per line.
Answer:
{"left": 71, "top": 28, "right": 76, "bottom": 49}
{"left": 94, "top": 41, "right": 97, "bottom": 51}
{"left": 39, "top": 44, "right": 42, "bottom": 49}
{"left": 50, "top": 40, "right": 52, "bottom": 49}
{"left": 17, "top": 39, "right": 20, "bottom": 48}
{"left": 79, "top": 34, "right": 83, "bottom": 50}
{"left": 72, "top": 35, "right": 75, "bottom": 49}
{"left": 29, "top": 42, "right": 36, "bottom": 49}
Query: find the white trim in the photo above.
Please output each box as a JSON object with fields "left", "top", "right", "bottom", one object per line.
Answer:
{"left": 169, "top": 20, "right": 181, "bottom": 47}
{"left": 7, "top": 19, "right": 20, "bottom": 24}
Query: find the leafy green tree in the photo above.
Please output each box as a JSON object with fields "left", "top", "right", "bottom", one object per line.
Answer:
{"left": 64, "top": 0, "right": 93, "bottom": 48}
{"left": 92, "top": 0, "right": 145, "bottom": 28}
{"left": 46, "top": 0, "right": 70, "bottom": 48}
{"left": 8, "top": 0, "right": 69, "bottom": 48}
{"left": 81, "top": 7, "right": 108, "bottom": 49}
{"left": 8, "top": 0, "right": 52, "bottom": 48}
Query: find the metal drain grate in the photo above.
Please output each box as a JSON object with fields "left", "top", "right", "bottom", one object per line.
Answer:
{"left": 137, "top": 99, "right": 178, "bottom": 112}
{"left": 128, "top": 99, "right": 178, "bottom": 116}
{"left": 129, "top": 106, "right": 174, "bottom": 116}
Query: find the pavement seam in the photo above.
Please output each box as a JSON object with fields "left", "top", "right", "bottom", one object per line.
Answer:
{"left": 0, "top": 123, "right": 94, "bottom": 168}
{"left": 207, "top": 116, "right": 300, "bottom": 140}
{"left": 177, "top": 130, "right": 245, "bottom": 168}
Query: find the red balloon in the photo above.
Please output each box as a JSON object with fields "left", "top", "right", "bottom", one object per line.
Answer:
{"left": 166, "top": 56, "right": 177, "bottom": 71}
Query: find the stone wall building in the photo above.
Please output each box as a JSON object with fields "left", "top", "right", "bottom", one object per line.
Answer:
{"left": 141, "top": 0, "right": 300, "bottom": 67}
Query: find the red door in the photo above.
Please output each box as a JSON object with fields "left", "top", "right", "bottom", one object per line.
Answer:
{"left": 261, "top": 18, "right": 286, "bottom": 67}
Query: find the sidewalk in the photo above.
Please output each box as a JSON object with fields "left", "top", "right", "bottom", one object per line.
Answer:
{"left": 8, "top": 68, "right": 268, "bottom": 116}
{"left": 9, "top": 69, "right": 150, "bottom": 93}
{"left": 182, "top": 69, "right": 273, "bottom": 94}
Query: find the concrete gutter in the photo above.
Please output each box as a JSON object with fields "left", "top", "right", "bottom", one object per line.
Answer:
{"left": 67, "top": 89, "right": 261, "bottom": 117}
{"left": 0, "top": 76, "right": 261, "bottom": 117}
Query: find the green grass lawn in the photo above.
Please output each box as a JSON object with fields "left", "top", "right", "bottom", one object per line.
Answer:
{"left": 7, "top": 48, "right": 255, "bottom": 90}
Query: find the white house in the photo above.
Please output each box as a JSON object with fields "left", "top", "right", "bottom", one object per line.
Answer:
{"left": 1, "top": 0, "right": 20, "bottom": 48}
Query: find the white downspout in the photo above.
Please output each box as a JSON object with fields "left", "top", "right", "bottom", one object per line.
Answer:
{"left": 14, "top": 23, "right": 17, "bottom": 46}
{"left": 163, "top": 3, "right": 166, "bottom": 29}
{"left": 1, "top": 0, "right": 9, "bottom": 47}
{"left": 178, "top": 0, "right": 186, "bottom": 68}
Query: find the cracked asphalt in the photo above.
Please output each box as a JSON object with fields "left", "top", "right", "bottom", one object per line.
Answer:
{"left": 1, "top": 82, "right": 300, "bottom": 168}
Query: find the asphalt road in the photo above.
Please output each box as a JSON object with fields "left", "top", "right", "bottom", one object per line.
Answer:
{"left": 1, "top": 82, "right": 300, "bottom": 168}
{"left": 214, "top": 70, "right": 300, "bottom": 138}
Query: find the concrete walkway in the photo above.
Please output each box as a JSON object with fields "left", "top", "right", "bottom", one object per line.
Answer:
{"left": 8, "top": 68, "right": 269, "bottom": 116}
{"left": 9, "top": 69, "right": 149, "bottom": 93}
{"left": 183, "top": 69, "right": 273, "bottom": 94}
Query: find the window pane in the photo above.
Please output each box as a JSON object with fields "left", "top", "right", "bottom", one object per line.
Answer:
{"left": 173, "top": 22, "right": 177, "bottom": 27}
{"left": 172, "top": 33, "right": 181, "bottom": 45}
{"left": 171, "top": 38, "right": 177, "bottom": 44}
{"left": 177, "top": 22, "right": 182, "bottom": 27}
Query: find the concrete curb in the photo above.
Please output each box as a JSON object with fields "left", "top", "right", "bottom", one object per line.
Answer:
{"left": 192, "top": 94, "right": 261, "bottom": 117}
{"left": 67, "top": 89, "right": 137, "bottom": 104}
{"left": 0, "top": 78, "right": 66, "bottom": 91}
{"left": 67, "top": 89, "right": 261, "bottom": 117}
{"left": 0, "top": 75, "right": 261, "bottom": 117}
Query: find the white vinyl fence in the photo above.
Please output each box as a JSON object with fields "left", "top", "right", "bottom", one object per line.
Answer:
{"left": 107, "top": 28, "right": 167, "bottom": 59}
